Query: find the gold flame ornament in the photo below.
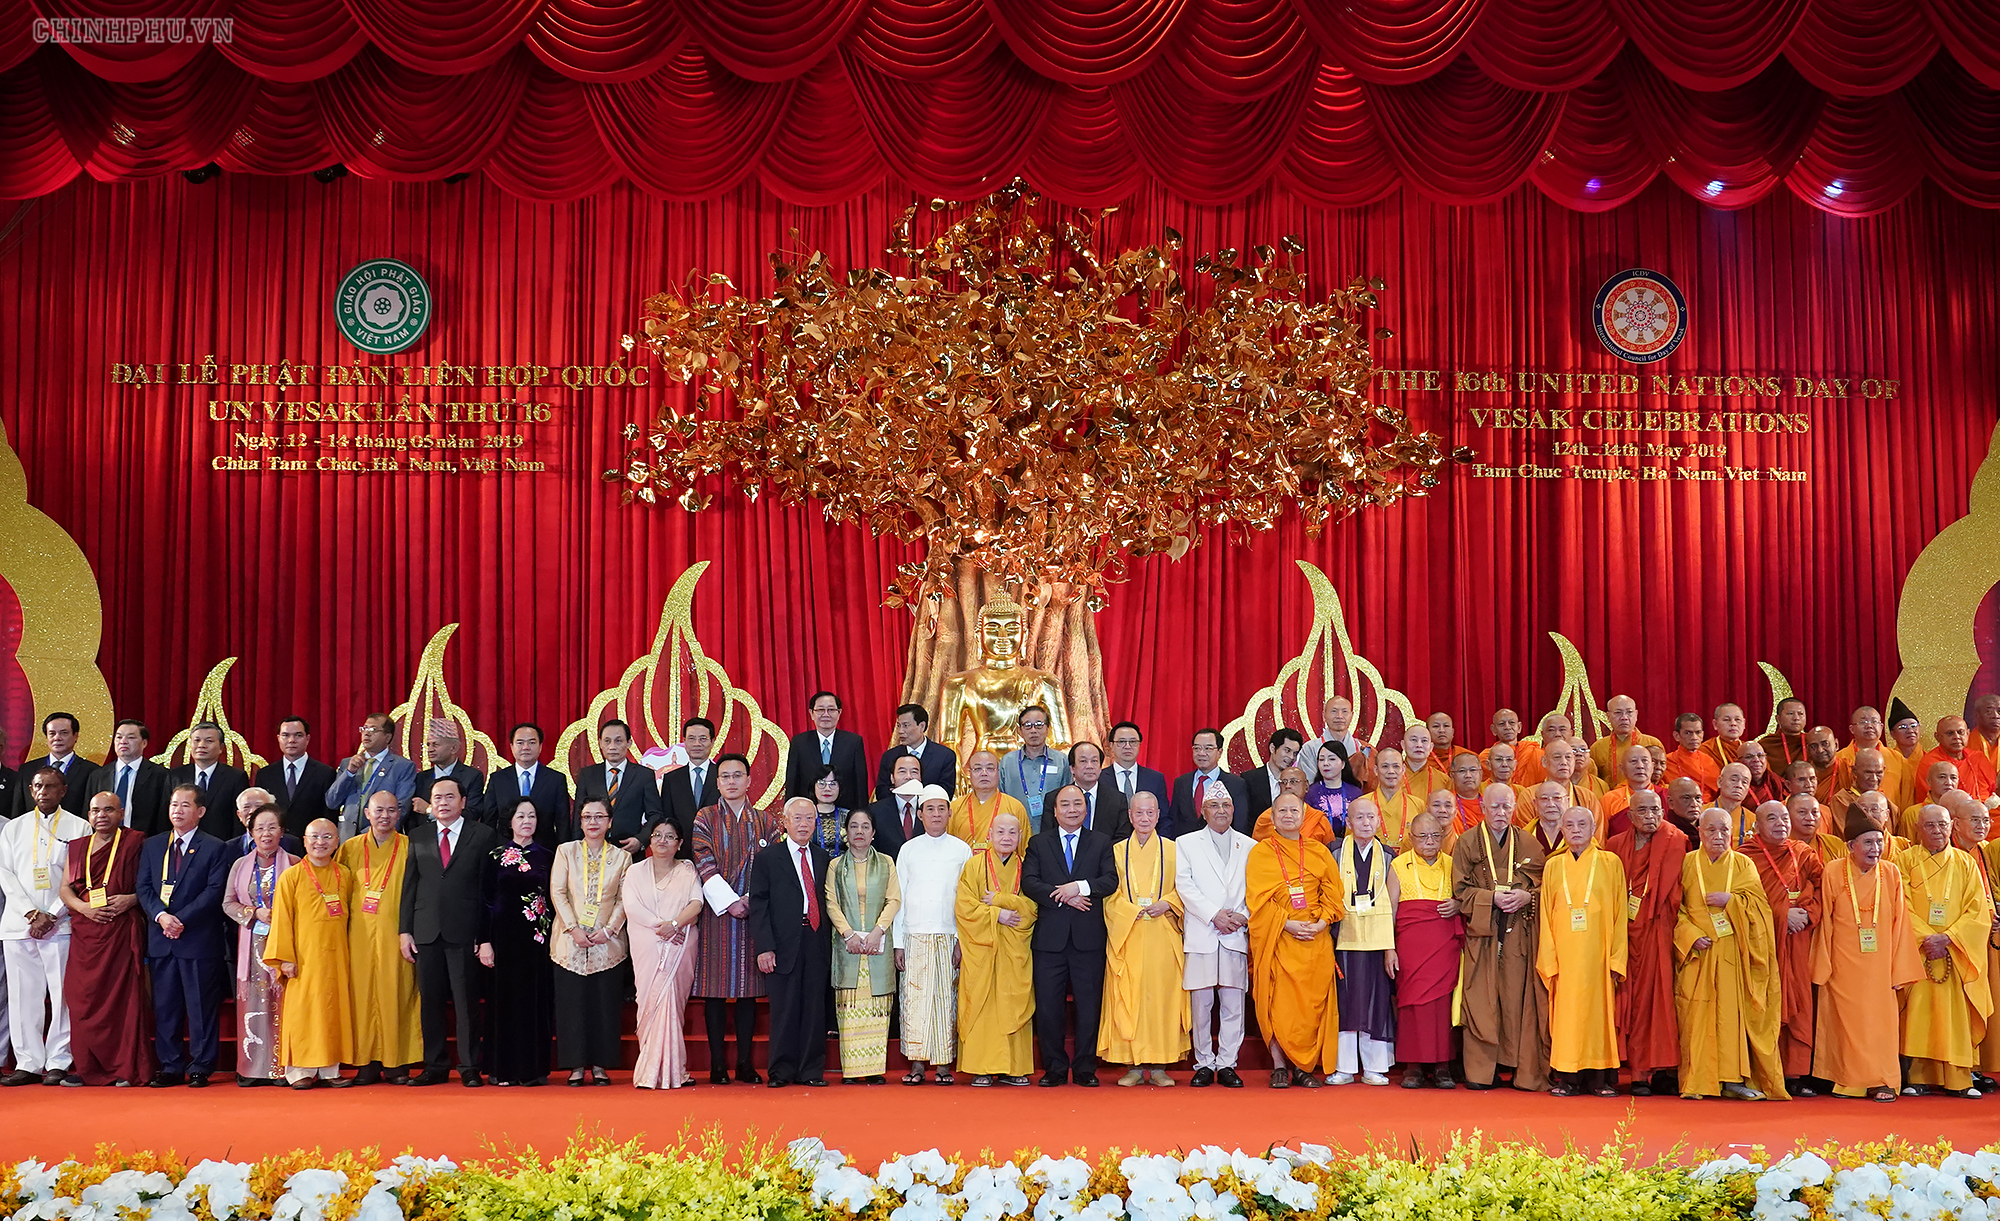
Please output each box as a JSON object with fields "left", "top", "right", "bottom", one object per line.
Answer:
{"left": 618, "top": 182, "right": 1459, "bottom": 611}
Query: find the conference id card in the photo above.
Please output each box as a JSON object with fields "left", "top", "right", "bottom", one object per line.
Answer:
{"left": 578, "top": 902, "right": 602, "bottom": 926}
{"left": 324, "top": 898, "right": 344, "bottom": 917}
{"left": 87, "top": 887, "right": 107, "bottom": 908}
{"left": 362, "top": 889, "right": 383, "bottom": 915}
{"left": 253, "top": 920, "right": 270, "bottom": 936}
{"left": 1787, "top": 890, "right": 1802, "bottom": 900}
{"left": 1351, "top": 894, "right": 1375, "bottom": 912}
{"left": 1930, "top": 900, "right": 1949, "bottom": 926}
{"left": 1570, "top": 907, "right": 1587, "bottom": 931}
{"left": 1711, "top": 913, "right": 1735, "bottom": 938}
{"left": 31, "top": 867, "right": 49, "bottom": 889}
{"left": 1492, "top": 883, "right": 1514, "bottom": 893}
{"left": 1134, "top": 894, "right": 1154, "bottom": 907}
{"left": 1859, "top": 927, "right": 1879, "bottom": 953}
{"left": 1626, "top": 893, "right": 1641, "bottom": 920}
{"left": 1287, "top": 883, "right": 1307, "bottom": 911}
{"left": 159, "top": 883, "right": 175, "bottom": 905}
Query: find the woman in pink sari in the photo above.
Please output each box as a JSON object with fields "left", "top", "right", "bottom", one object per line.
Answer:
{"left": 622, "top": 815, "right": 704, "bottom": 1089}
{"left": 221, "top": 807, "right": 296, "bottom": 1086}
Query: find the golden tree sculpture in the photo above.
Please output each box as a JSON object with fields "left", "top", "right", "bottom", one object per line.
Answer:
{"left": 615, "top": 182, "right": 1460, "bottom": 615}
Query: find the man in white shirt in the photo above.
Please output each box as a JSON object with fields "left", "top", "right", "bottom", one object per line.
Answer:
{"left": 1106, "top": 721, "right": 1168, "bottom": 808}
{"left": 1174, "top": 786, "right": 1252, "bottom": 1089}
{"left": 0, "top": 768, "right": 91, "bottom": 1084}
{"left": 85, "top": 718, "right": 171, "bottom": 836}
{"left": 892, "top": 784, "right": 972, "bottom": 1084}
{"left": 999, "top": 706, "right": 1072, "bottom": 821}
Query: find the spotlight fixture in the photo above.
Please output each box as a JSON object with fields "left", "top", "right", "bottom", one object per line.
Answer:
{"left": 312, "top": 164, "right": 348, "bottom": 184}
{"left": 181, "top": 163, "right": 221, "bottom": 184}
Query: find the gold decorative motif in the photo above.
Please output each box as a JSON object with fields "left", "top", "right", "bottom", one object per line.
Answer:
{"left": 390, "top": 624, "right": 501, "bottom": 774}
{"left": 1890, "top": 419, "right": 2000, "bottom": 744}
{"left": 1757, "top": 662, "right": 1797, "bottom": 738}
{"left": 622, "top": 182, "right": 1456, "bottom": 614}
{"left": 553, "top": 563, "right": 790, "bottom": 808}
{"left": 1221, "top": 560, "right": 1416, "bottom": 769}
{"left": 151, "top": 657, "right": 266, "bottom": 773}
{"left": 0, "top": 418, "right": 116, "bottom": 763}
{"left": 1537, "top": 632, "right": 1608, "bottom": 746}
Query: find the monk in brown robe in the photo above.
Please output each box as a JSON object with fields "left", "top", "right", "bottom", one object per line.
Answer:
{"left": 1606, "top": 788, "right": 1686, "bottom": 1095}
{"left": 1520, "top": 781, "right": 1566, "bottom": 855}
{"left": 59, "top": 791, "right": 154, "bottom": 1087}
{"left": 1804, "top": 726, "right": 1841, "bottom": 805}
{"left": 1663, "top": 714, "right": 1719, "bottom": 802}
{"left": 1665, "top": 777, "right": 1705, "bottom": 839}
{"left": 1738, "top": 741, "right": 1785, "bottom": 808}
{"left": 1781, "top": 759, "right": 1819, "bottom": 804}
{"left": 1453, "top": 783, "right": 1549, "bottom": 1092}
{"left": 1746, "top": 799, "right": 1822, "bottom": 1093}
{"left": 1760, "top": 697, "right": 1810, "bottom": 774}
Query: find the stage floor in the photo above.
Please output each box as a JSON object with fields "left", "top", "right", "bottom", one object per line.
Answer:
{"left": 10, "top": 1074, "right": 2000, "bottom": 1165}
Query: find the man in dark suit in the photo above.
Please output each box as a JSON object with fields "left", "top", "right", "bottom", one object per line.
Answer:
{"left": 784, "top": 690, "right": 868, "bottom": 809}
{"left": 480, "top": 722, "right": 570, "bottom": 841}
{"left": 748, "top": 797, "right": 834, "bottom": 1088}
{"left": 411, "top": 720, "right": 486, "bottom": 827}
{"left": 1041, "top": 741, "right": 1131, "bottom": 841}
{"left": 1022, "top": 783, "right": 1119, "bottom": 1086}
{"left": 1168, "top": 729, "right": 1251, "bottom": 838}
{"left": 86, "top": 719, "right": 172, "bottom": 836}
{"left": 662, "top": 717, "right": 722, "bottom": 851}
{"left": 571, "top": 719, "right": 660, "bottom": 855}
{"left": 867, "top": 755, "right": 925, "bottom": 862}
{"left": 875, "top": 703, "right": 957, "bottom": 799}
{"left": 136, "top": 784, "right": 231, "bottom": 1087}
{"left": 398, "top": 777, "right": 498, "bottom": 1086}
{"left": 170, "top": 722, "right": 250, "bottom": 840}
{"left": 9, "top": 711, "right": 97, "bottom": 817}
{"left": 257, "top": 716, "right": 336, "bottom": 838}
{"left": 1104, "top": 721, "right": 1170, "bottom": 812}
{"left": 1242, "top": 728, "right": 1306, "bottom": 822}
{"left": 219, "top": 785, "right": 305, "bottom": 864}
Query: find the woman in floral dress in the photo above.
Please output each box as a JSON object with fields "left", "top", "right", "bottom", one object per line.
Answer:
{"left": 480, "top": 799, "right": 555, "bottom": 1085}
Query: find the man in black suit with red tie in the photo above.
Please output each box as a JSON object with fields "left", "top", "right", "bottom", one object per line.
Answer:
{"left": 397, "top": 778, "right": 498, "bottom": 1086}
{"left": 875, "top": 704, "right": 957, "bottom": 799}
{"left": 784, "top": 691, "right": 869, "bottom": 809}
{"left": 662, "top": 717, "right": 721, "bottom": 852}
{"left": 480, "top": 723, "right": 569, "bottom": 842}
{"left": 257, "top": 717, "right": 337, "bottom": 838}
{"left": 570, "top": 720, "right": 660, "bottom": 854}
{"left": 1022, "top": 783, "right": 1119, "bottom": 1086}
{"left": 866, "top": 755, "right": 924, "bottom": 862}
{"left": 749, "top": 797, "right": 834, "bottom": 1088}
{"left": 1168, "top": 728, "right": 1251, "bottom": 838}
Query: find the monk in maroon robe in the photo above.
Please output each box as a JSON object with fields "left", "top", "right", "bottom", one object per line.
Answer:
{"left": 59, "top": 792, "right": 154, "bottom": 1086}
{"left": 1390, "top": 812, "right": 1466, "bottom": 1087}
{"left": 1605, "top": 789, "right": 1686, "bottom": 1094}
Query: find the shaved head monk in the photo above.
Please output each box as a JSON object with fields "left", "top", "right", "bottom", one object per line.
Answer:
{"left": 1831, "top": 750, "right": 1890, "bottom": 841}
{"left": 1947, "top": 794, "right": 2000, "bottom": 1080}
{"left": 1834, "top": 706, "right": 1907, "bottom": 809}
{"left": 1664, "top": 713, "right": 1720, "bottom": 801}
{"left": 1904, "top": 760, "right": 1960, "bottom": 840}
{"left": 1401, "top": 727, "right": 1438, "bottom": 802}
{"left": 1673, "top": 808, "right": 1786, "bottom": 1100}
{"left": 1537, "top": 807, "right": 1625, "bottom": 1098}
{"left": 1536, "top": 741, "right": 1600, "bottom": 836}
{"left": 1782, "top": 759, "right": 1819, "bottom": 801}
{"left": 1453, "top": 783, "right": 1548, "bottom": 1092}
{"left": 1425, "top": 713, "right": 1465, "bottom": 771}
{"left": 1525, "top": 780, "right": 1568, "bottom": 854}
{"left": 1920, "top": 716, "right": 1998, "bottom": 806}
{"left": 1446, "top": 752, "right": 1485, "bottom": 847}
{"left": 1789, "top": 791, "right": 1843, "bottom": 865}
{"left": 1514, "top": 714, "right": 1573, "bottom": 789}
{"left": 1713, "top": 763, "right": 1754, "bottom": 847}
{"left": 1484, "top": 710, "right": 1526, "bottom": 781}
{"left": 1748, "top": 798, "right": 1822, "bottom": 1092}
{"left": 1970, "top": 695, "right": 2000, "bottom": 774}
{"left": 1486, "top": 742, "right": 1523, "bottom": 796}
{"left": 1761, "top": 697, "right": 1810, "bottom": 772}
{"left": 1388, "top": 812, "right": 1463, "bottom": 1089}
{"left": 1590, "top": 695, "right": 1661, "bottom": 789}
{"left": 1599, "top": 744, "right": 1659, "bottom": 840}
{"left": 1805, "top": 727, "right": 1840, "bottom": 804}
{"left": 1898, "top": 803, "right": 1994, "bottom": 1097}
{"left": 1366, "top": 749, "right": 1421, "bottom": 848}
{"left": 1698, "top": 704, "right": 1749, "bottom": 775}
{"left": 1812, "top": 813, "right": 1920, "bottom": 1100}
{"left": 1738, "top": 741, "right": 1784, "bottom": 807}
{"left": 1606, "top": 787, "right": 1686, "bottom": 1095}
{"left": 1665, "top": 777, "right": 1705, "bottom": 839}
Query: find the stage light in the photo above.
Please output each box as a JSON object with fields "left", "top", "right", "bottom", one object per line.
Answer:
{"left": 1585, "top": 178, "right": 1601, "bottom": 194}
{"left": 181, "top": 163, "right": 220, "bottom": 184}
{"left": 312, "top": 164, "right": 348, "bottom": 184}
{"left": 443, "top": 172, "right": 472, "bottom": 184}
{"left": 1825, "top": 180, "right": 1845, "bottom": 198}
{"left": 1704, "top": 180, "right": 1724, "bottom": 195}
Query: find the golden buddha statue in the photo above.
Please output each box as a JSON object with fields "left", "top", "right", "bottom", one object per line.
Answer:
{"left": 938, "top": 592, "right": 1071, "bottom": 755}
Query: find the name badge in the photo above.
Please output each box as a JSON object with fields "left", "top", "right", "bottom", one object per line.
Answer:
{"left": 1712, "top": 913, "right": 1735, "bottom": 938}
{"left": 361, "top": 896, "right": 380, "bottom": 915}
{"left": 1859, "top": 927, "right": 1879, "bottom": 953}
{"left": 1135, "top": 894, "right": 1155, "bottom": 907}
{"left": 1287, "top": 883, "right": 1307, "bottom": 911}
{"left": 87, "top": 887, "right": 107, "bottom": 908}
{"left": 31, "top": 867, "right": 49, "bottom": 889}
{"left": 324, "top": 899, "right": 344, "bottom": 917}
{"left": 1930, "top": 900, "right": 1949, "bottom": 927}
{"left": 159, "top": 883, "right": 175, "bottom": 906}
{"left": 1570, "top": 907, "right": 1588, "bottom": 931}
{"left": 578, "top": 902, "right": 601, "bottom": 926}
{"left": 1351, "top": 894, "right": 1375, "bottom": 912}
{"left": 1493, "top": 883, "right": 1514, "bottom": 894}
{"left": 1787, "top": 889, "right": 1802, "bottom": 900}
{"left": 1626, "top": 893, "right": 1641, "bottom": 920}
{"left": 253, "top": 920, "right": 270, "bottom": 936}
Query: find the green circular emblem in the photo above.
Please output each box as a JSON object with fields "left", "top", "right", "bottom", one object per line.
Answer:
{"left": 334, "top": 258, "right": 431, "bottom": 354}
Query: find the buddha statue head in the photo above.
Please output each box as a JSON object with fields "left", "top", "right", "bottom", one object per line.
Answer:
{"left": 977, "top": 592, "right": 1025, "bottom": 668}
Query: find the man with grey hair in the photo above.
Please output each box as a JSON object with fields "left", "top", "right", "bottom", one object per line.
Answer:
{"left": 749, "top": 797, "right": 836, "bottom": 1087}
{"left": 1175, "top": 786, "right": 1251, "bottom": 1088}
{"left": 224, "top": 786, "right": 302, "bottom": 864}
{"left": 893, "top": 783, "right": 971, "bottom": 1084}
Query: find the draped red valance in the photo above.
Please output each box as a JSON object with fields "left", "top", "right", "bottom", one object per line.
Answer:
{"left": 5, "top": 0, "right": 2000, "bottom": 213}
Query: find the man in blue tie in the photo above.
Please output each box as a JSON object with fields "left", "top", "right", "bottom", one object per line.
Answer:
{"left": 86, "top": 719, "right": 171, "bottom": 836}
{"left": 783, "top": 692, "right": 868, "bottom": 809}
{"left": 1022, "top": 784, "right": 1118, "bottom": 1086}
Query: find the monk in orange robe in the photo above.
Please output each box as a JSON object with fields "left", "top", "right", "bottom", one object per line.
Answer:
{"left": 1804, "top": 726, "right": 1841, "bottom": 805}
{"left": 1445, "top": 753, "right": 1485, "bottom": 850}
{"left": 1902, "top": 760, "right": 1960, "bottom": 840}
{"left": 1811, "top": 817, "right": 1922, "bottom": 1100}
{"left": 1534, "top": 740, "right": 1601, "bottom": 831}
{"left": 1833, "top": 706, "right": 1907, "bottom": 809}
{"left": 1513, "top": 713, "right": 1574, "bottom": 789}
{"left": 1790, "top": 792, "right": 1844, "bottom": 865}
{"left": 1599, "top": 744, "right": 1661, "bottom": 840}
{"left": 1760, "top": 697, "right": 1810, "bottom": 774}
{"left": 1697, "top": 703, "right": 1749, "bottom": 777}
{"left": 1889, "top": 709, "right": 1927, "bottom": 779}
{"left": 1484, "top": 709, "right": 1528, "bottom": 782}
{"left": 1606, "top": 789, "right": 1686, "bottom": 1095}
{"left": 1425, "top": 713, "right": 1473, "bottom": 783}
{"left": 1746, "top": 799, "right": 1822, "bottom": 1091}
{"left": 1484, "top": 743, "right": 1532, "bottom": 808}
{"left": 1920, "top": 717, "right": 1999, "bottom": 805}
{"left": 1663, "top": 714, "right": 1720, "bottom": 801}
{"left": 1590, "top": 695, "right": 1662, "bottom": 788}
{"left": 1365, "top": 748, "right": 1424, "bottom": 848}
{"left": 1738, "top": 741, "right": 1786, "bottom": 808}
{"left": 1968, "top": 695, "right": 2000, "bottom": 778}
{"left": 1830, "top": 749, "right": 1890, "bottom": 840}
{"left": 1245, "top": 793, "right": 1344, "bottom": 1087}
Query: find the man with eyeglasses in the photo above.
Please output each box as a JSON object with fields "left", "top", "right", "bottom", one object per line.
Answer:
{"left": 1104, "top": 722, "right": 1168, "bottom": 809}
{"left": 999, "top": 706, "right": 1071, "bottom": 830}
{"left": 325, "top": 714, "right": 415, "bottom": 840}
{"left": 86, "top": 719, "right": 171, "bottom": 836}
{"left": 784, "top": 691, "right": 869, "bottom": 810}
{"left": 1169, "top": 729, "right": 1249, "bottom": 840}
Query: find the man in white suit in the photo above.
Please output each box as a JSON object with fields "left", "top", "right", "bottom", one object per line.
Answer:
{"left": 1174, "top": 786, "right": 1253, "bottom": 1088}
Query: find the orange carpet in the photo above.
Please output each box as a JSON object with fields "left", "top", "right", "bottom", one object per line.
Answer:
{"left": 6, "top": 1075, "right": 2000, "bottom": 1165}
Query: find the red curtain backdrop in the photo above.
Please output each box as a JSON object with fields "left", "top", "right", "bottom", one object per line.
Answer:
{"left": 6, "top": 0, "right": 2000, "bottom": 214}
{"left": 0, "top": 172, "right": 1994, "bottom": 769}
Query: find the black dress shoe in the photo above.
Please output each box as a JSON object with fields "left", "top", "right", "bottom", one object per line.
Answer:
{"left": 1074, "top": 1073, "right": 1100, "bottom": 1087}
{"left": 460, "top": 1071, "right": 484, "bottom": 1087}
{"left": 355, "top": 1065, "right": 383, "bottom": 1086}
{"left": 187, "top": 1074, "right": 209, "bottom": 1088}
{"left": 736, "top": 1068, "right": 763, "bottom": 1085}
{"left": 290, "top": 1079, "right": 317, "bottom": 1090}
{"left": 709, "top": 1068, "right": 731, "bottom": 1085}
{"left": 767, "top": 1076, "right": 790, "bottom": 1088}
{"left": 237, "top": 1076, "right": 273, "bottom": 1088}
{"left": 41, "top": 1071, "right": 65, "bottom": 1086}
{"left": 1190, "top": 1067, "right": 1215, "bottom": 1087}
{"left": 1038, "top": 1072, "right": 1065, "bottom": 1087}
{"left": 800, "top": 1077, "right": 828, "bottom": 1087}
{"left": 326, "top": 1078, "right": 355, "bottom": 1089}
{"left": 0, "top": 1069, "right": 37, "bottom": 1088}
{"left": 147, "top": 1072, "right": 185, "bottom": 1089}
{"left": 385, "top": 1073, "right": 411, "bottom": 1086}
{"left": 1216, "top": 1068, "right": 1243, "bottom": 1089}
{"left": 1462, "top": 1080, "right": 1496, "bottom": 1091}
{"left": 408, "top": 1070, "right": 449, "bottom": 1086}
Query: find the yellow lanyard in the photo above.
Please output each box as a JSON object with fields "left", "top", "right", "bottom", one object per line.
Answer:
{"left": 1561, "top": 847, "right": 1598, "bottom": 908}
{"left": 82, "top": 830, "right": 122, "bottom": 892}
{"left": 31, "top": 816, "right": 54, "bottom": 874}
{"left": 1121, "top": 834, "right": 1162, "bottom": 905}
{"left": 1909, "top": 847, "right": 1951, "bottom": 904}
{"left": 1483, "top": 824, "right": 1516, "bottom": 887}
{"left": 1846, "top": 858, "right": 1881, "bottom": 929}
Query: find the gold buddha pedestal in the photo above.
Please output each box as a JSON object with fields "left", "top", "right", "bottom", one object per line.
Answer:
{"left": 938, "top": 593, "right": 1070, "bottom": 756}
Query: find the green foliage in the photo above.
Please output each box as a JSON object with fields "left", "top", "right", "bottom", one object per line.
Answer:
{"left": 435, "top": 1132, "right": 811, "bottom": 1221}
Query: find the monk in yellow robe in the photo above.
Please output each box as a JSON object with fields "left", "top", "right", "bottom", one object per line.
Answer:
{"left": 264, "top": 819, "right": 355, "bottom": 1088}
{"left": 1399, "top": 729, "right": 1440, "bottom": 803}
{"left": 1851, "top": 792, "right": 1912, "bottom": 859}
{"left": 1898, "top": 804, "right": 1994, "bottom": 1095}
{"left": 1537, "top": 808, "right": 1627, "bottom": 1096}
{"left": 1246, "top": 793, "right": 1343, "bottom": 1087}
{"left": 1902, "top": 761, "right": 1960, "bottom": 840}
{"left": 1698, "top": 703, "right": 1749, "bottom": 777}
{"left": 954, "top": 811, "right": 1038, "bottom": 1083}
{"left": 1788, "top": 792, "right": 1844, "bottom": 865}
{"left": 1673, "top": 809, "right": 1787, "bottom": 1100}
{"left": 1099, "top": 793, "right": 1189, "bottom": 1084}
{"left": 1750, "top": 798, "right": 1823, "bottom": 1090}
{"left": 1483, "top": 742, "right": 1533, "bottom": 809}
{"left": 1664, "top": 714, "right": 1720, "bottom": 802}
{"left": 1713, "top": 763, "right": 1757, "bottom": 848}
{"left": 1590, "top": 695, "right": 1662, "bottom": 789}
{"left": 1945, "top": 794, "right": 2000, "bottom": 1081}
{"left": 336, "top": 792, "right": 421, "bottom": 1081}
{"left": 948, "top": 750, "right": 1029, "bottom": 851}
{"left": 1365, "top": 749, "right": 1424, "bottom": 848}
{"left": 1812, "top": 816, "right": 1922, "bottom": 1100}
{"left": 1455, "top": 784, "right": 1550, "bottom": 1091}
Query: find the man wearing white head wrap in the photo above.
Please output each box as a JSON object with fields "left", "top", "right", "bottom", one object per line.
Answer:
{"left": 892, "top": 783, "right": 972, "bottom": 1083}
{"left": 411, "top": 719, "right": 485, "bottom": 824}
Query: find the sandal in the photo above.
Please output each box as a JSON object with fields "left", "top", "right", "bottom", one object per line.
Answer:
{"left": 1549, "top": 1083, "right": 1580, "bottom": 1097}
{"left": 1870, "top": 1087, "right": 1897, "bottom": 1102}
{"left": 1590, "top": 1085, "right": 1619, "bottom": 1098}
{"left": 935, "top": 1070, "right": 955, "bottom": 1086}
{"left": 1269, "top": 1069, "right": 1290, "bottom": 1088}
{"left": 902, "top": 1068, "right": 927, "bottom": 1086}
